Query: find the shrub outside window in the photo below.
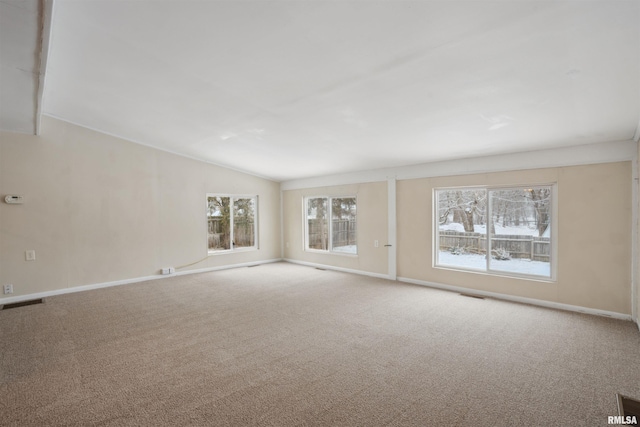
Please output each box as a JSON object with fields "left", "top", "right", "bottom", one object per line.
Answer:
{"left": 207, "top": 195, "right": 257, "bottom": 252}
{"left": 305, "top": 196, "right": 357, "bottom": 254}
{"left": 435, "top": 185, "right": 554, "bottom": 279}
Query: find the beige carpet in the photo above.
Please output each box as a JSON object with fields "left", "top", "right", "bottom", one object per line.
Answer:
{"left": 1, "top": 262, "right": 639, "bottom": 426}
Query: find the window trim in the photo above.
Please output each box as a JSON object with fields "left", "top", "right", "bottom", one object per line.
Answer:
{"left": 433, "top": 183, "right": 557, "bottom": 282}
{"left": 206, "top": 193, "right": 259, "bottom": 254}
{"left": 303, "top": 195, "right": 358, "bottom": 256}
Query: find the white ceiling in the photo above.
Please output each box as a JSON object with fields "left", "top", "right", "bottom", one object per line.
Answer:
{"left": 7, "top": 1, "right": 640, "bottom": 181}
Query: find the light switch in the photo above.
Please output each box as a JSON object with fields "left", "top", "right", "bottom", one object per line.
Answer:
{"left": 25, "top": 250, "right": 36, "bottom": 261}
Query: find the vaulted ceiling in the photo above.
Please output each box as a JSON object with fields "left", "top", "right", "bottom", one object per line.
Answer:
{"left": 2, "top": 1, "right": 639, "bottom": 181}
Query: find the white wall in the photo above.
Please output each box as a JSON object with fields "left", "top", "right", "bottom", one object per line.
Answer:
{"left": 282, "top": 142, "right": 637, "bottom": 318}
{"left": 396, "top": 162, "right": 632, "bottom": 315}
{"left": 2, "top": 117, "right": 637, "bottom": 322}
{"left": 283, "top": 181, "right": 388, "bottom": 277}
{"left": 0, "top": 117, "right": 281, "bottom": 300}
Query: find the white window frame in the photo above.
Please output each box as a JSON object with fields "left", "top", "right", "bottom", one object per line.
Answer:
{"left": 433, "top": 184, "right": 557, "bottom": 281}
{"left": 206, "top": 194, "right": 258, "bottom": 254}
{"left": 304, "top": 195, "right": 358, "bottom": 255}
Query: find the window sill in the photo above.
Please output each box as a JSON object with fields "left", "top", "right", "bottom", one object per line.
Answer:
{"left": 433, "top": 263, "right": 556, "bottom": 283}
{"left": 208, "top": 247, "right": 258, "bottom": 255}
{"left": 305, "top": 248, "right": 359, "bottom": 257}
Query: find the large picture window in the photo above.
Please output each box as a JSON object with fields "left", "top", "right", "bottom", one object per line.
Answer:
{"left": 435, "top": 185, "right": 554, "bottom": 279}
{"left": 305, "top": 196, "right": 357, "bottom": 254}
{"left": 207, "top": 195, "right": 257, "bottom": 252}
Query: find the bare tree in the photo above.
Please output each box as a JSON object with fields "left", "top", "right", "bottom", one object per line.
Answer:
{"left": 307, "top": 198, "right": 328, "bottom": 250}
{"left": 441, "top": 189, "right": 485, "bottom": 232}
{"left": 528, "top": 188, "right": 551, "bottom": 236}
{"left": 208, "top": 196, "right": 231, "bottom": 249}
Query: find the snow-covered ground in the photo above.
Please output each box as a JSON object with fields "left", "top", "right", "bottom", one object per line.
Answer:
{"left": 333, "top": 245, "right": 357, "bottom": 254}
{"left": 438, "top": 251, "right": 550, "bottom": 277}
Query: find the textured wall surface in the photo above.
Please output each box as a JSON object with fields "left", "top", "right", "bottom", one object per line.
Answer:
{"left": 397, "top": 162, "right": 632, "bottom": 315}
{"left": 0, "top": 117, "right": 281, "bottom": 299}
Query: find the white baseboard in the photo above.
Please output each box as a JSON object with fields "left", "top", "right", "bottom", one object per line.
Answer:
{"left": 283, "top": 261, "right": 634, "bottom": 322}
{"left": 2, "top": 259, "right": 634, "bottom": 325}
{"left": 283, "top": 259, "right": 390, "bottom": 280}
{"left": 397, "top": 276, "right": 633, "bottom": 322}
{"left": 0, "top": 258, "right": 283, "bottom": 305}
{"left": 172, "top": 258, "right": 282, "bottom": 277}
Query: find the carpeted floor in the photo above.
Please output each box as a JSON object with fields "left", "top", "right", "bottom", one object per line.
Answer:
{"left": 1, "top": 262, "right": 639, "bottom": 426}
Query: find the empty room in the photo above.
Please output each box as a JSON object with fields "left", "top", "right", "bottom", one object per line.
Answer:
{"left": 1, "top": 0, "right": 639, "bottom": 426}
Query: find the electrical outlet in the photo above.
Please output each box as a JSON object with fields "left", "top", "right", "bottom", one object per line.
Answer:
{"left": 4, "top": 284, "right": 13, "bottom": 294}
{"left": 161, "top": 267, "right": 175, "bottom": 275}
{"left": 25, "top": 250, "right": 36, "bottom": 261}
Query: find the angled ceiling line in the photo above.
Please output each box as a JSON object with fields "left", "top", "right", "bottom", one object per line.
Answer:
{"left": 266, "top": 2, "right": 558, "bottom": 115}
{"left": 40, "top": 112, "right": 280, "bottom": 182}
{"left": 35, "top": 0, "right": 54, "bottom": 135}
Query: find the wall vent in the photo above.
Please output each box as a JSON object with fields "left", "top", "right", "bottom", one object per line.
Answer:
{"left": 1, "top": 298, "right": 44, "bottom": 310}
{"left": 617, "top": 394, "right": 640, "bottom": 418}
{"left": 460, "top": 293, "right": 485, "bottom": 300}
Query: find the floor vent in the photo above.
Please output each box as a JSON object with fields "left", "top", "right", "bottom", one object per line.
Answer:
{"left": 617, "top": 394, "right": 640, "bottom": 418}
{"left": 1, "top": 298, "right": 44, "bottom": 310}
{"left": 460, "top": 293, "right": 485, "bottom": 300}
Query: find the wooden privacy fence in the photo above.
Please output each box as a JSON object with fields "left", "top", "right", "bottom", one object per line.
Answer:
{"left": 439, "top": 230, "right": 550, "bottom": 261}
{"left": 308, "top": 219, "right": 356, "bottom": 249}
{"left": 332, "top": 219, "right": 357, "bottom": 248}
{"left": 208, "top": 218, "right": 255, "bottom": 250}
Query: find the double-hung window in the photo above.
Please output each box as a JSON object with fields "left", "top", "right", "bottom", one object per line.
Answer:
{"left": 305, "top": 196, "right": 357, "bottom": 254}
{"left": 207, "top": 195, "right": 258, "bottom": 253}
{"left": 435, "top": 185, "right": 555, "bottom": 279}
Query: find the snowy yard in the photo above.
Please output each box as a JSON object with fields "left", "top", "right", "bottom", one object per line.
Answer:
{"left": 438, "top": 251, "right": 550, "bottom": 277}
{"left": 333, "top": 245, "right": 357, "bottom": 254}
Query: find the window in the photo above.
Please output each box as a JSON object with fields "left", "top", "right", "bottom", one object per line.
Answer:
{"left": 305, "top": 196, "right": 357, "bottom": 254}
{"left": 435, "top": 185, "right": 554, "bottom": 279}
{"left": 207, "top": 195, "right": 257, "bottom": 252}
